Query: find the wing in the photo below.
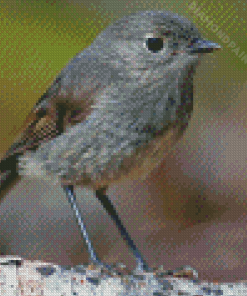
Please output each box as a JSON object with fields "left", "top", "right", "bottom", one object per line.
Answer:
{"left": 0, "top": 47, "right": 123, "bottom": 199}
{"left": 0, "top": 68, "right": 99, "bottom": 201}
{"left": 0, "top": 78, "right": 67, "bottom": 200}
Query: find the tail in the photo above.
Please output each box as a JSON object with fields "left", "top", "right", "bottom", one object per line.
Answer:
{"left": 0, "top": 153, "right": 21, "bottom": 200}
{"left": 0, "top": 105, "right": 48, "bottom": 200}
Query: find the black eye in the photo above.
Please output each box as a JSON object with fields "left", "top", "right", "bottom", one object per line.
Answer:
{"left": 146, "top": 38, "right": 164, "bottom": 53}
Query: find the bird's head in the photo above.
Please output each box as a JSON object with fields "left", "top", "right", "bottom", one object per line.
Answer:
{"left": 95, "top": 10, "right": 221, "bottom": 73}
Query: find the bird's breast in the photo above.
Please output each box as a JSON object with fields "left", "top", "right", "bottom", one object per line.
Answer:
{"left": 64, "top": 121, "right": 187, "bottom": 190}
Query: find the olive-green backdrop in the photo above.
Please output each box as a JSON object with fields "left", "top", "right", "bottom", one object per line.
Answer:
{"left": 0, "top": 0, "right": 246, "bottom": 154}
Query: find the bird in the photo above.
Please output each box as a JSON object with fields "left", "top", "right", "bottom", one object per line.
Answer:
{"left": 0, "top": 10, "right": 221, "bottom": 272}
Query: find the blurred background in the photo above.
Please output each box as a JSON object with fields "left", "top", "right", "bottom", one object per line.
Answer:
{"left": 0, "top": 0, "right": 247, "bottom": 283}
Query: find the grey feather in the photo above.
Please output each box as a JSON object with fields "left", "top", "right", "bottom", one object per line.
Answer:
{"left": 18, "top": 11, "right": 202, "bottom": 185}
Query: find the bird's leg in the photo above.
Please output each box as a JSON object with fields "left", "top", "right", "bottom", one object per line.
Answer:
{"left": 63, "top": 185, "right": 108, "bottom": 268}
{"left": 64, "top": 185, "right": 150, "bottom": 272}
{"left": 95, "top": 187, "right": 150, "bottom": 272}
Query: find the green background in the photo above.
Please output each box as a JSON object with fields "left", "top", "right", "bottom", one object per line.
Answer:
{"left": 0, "top": 0, "right": 246, "bottom": 155}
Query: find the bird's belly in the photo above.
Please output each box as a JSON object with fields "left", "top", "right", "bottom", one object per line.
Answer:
{"left": 70, "top": 122, "right": 186, "bottom": 190}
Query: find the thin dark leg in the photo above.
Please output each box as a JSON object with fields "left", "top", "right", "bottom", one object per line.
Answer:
{"left": 63, "top": 185, "right": 105, "bottom": 267}
{"left": 95, "top": 188, "right": 150, "bottom": 272}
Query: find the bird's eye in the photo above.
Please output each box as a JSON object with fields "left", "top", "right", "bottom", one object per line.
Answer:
{"left": 146, "top": 38, "right": 164, "bottom": 53}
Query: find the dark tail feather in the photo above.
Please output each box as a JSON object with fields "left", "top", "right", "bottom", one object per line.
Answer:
{"left": 0, "top": 153, "right": 20, "bottom": 201}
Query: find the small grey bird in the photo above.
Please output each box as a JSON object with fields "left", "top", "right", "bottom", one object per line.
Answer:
{"left": 0, "top": 10, "right": 221, "bottom": 271}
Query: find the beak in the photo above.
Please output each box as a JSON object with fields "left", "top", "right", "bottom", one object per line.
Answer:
{"left": 190, "top": 39, "right": 221, "bottom": 53}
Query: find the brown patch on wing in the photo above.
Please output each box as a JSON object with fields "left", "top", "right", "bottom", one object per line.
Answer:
{"left": 61, "top": 96, "right": 95, "bottom": 131}
{"left": 4, "top": 104, "right": 59, "bottom": 158}
{"left": 3, "top": 95, "right": 95, "bottom": 158}
{"left": 0, "top": 100, "right": 65, "bottom": 200}
{"left": 0, "top": 94, "right": 96, "bottom": 199}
